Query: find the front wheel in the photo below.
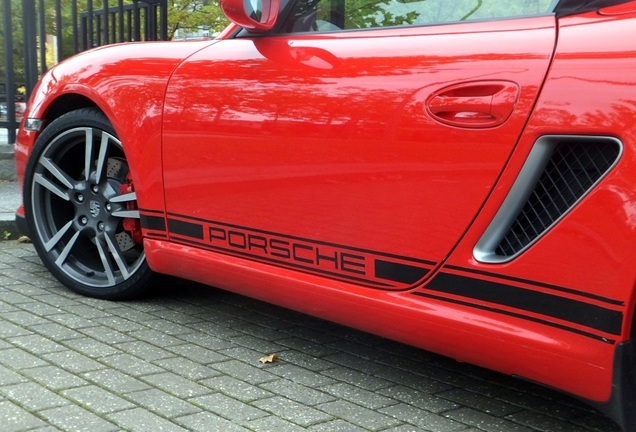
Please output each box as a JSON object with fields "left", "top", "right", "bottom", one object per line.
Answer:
{"left": 24, "top": 108, "right": 154, "bottom": 299}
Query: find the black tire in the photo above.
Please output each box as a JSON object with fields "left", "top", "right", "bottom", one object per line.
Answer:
{"left": 24, "top": 108, "right": 154, "bottom": 299}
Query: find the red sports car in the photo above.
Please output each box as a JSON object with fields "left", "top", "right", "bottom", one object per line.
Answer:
{"left": 13, "top": 0, "right": 636, "bottom": 429}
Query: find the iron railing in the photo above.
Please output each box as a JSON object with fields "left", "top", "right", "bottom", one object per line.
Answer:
{"left": 0, "top": 0, "right": 168, "bottom": 144}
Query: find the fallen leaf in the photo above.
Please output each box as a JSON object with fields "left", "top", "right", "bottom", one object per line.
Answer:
{"left": 259, "top": 353, "right": 280, "bottom": 364}
{"left": 18, "top": 236, "right": 31, "bottom": 243}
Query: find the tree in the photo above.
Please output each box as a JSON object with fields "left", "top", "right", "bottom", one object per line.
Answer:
{"left": 168, "top": 0, "right": 229, "bottom": 39}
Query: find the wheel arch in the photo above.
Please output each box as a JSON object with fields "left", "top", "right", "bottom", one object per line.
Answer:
{"left": 22, "top": 87, "right": 167, "bottom": 264}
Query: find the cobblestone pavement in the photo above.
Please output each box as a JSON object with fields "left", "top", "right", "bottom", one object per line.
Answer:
{"left": 0, "top": 239, "right": 622, "bottom": 432}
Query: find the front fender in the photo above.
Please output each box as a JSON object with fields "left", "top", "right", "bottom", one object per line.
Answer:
{"left": 17, "top": 40, "right": 217, "bottom": 218}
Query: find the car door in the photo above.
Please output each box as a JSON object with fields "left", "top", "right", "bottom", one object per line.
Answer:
{"left": 161, "top": 0, "right": 556, "bottom": 290}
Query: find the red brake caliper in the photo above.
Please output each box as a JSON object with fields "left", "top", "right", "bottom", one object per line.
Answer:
{"left": 120, "top": 175, "right": 143, "bottom": 245}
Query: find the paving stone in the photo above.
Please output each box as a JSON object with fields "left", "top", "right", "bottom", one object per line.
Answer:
{"left": 107, "top": 407, "right": 188, "bottom": 432}
{"left": 319, "top": 382, "right": 396, "bottom": 409}
{"left": 0, "top": 399, "right": 47, "bottom": 431}
{"left": 276, "top": 336, "right": 340, "bottom": 357}
{"left": 128, "top": 329, "right": 184, "bottom": 347}
{"left": 189, "top": 392, "right": 268, "bottom": 422}
{"left": 320, "top": 365, "right": 392, "bottom": 391}
{"left": 39, "top": 404, "right": 119, "bottom": 431}
{"left": 93, "top": 315, "right": 147, "bottom": 333}
{"left": 115, "top": 340, "right": 175, "bottom": 361}
{"left": 439, "top": 388, "right": 522, "bottom": 417}
{"left": 79, "top": 325, "right": 136, "bottom": 344}
{"left": 0, "top": 347, "right": 48, "bottom": 369}
{"left": 83, "top": 369, "right": 152, "bottom": 393}
{"left": 318, "top": 399, "right": 402, "bottom": 431}
{"left": 2, "top": 310, "right": 50, "bottom": 326}
{"left": 211, "top": 359, "right": 279, "bottom": 385}
{"left": 0, "top": 365, "right": 28, "bottom": 386}
{"left": 269, "top": 363, "right": 336, "bottom": 387}
{"left": 244, "top": 415, "right": 307, "bottom": 432}
{"left": 260, "top": 378, "right": 336, "bottom": 406}
{"left": 175, "top": 411, "right": 252, "bottom": 432}
{"left": 62, "top": 385, "right": 136, "bottom": 414}
{"left": 148, "top": 308, "right": 206, "bottom": 325}
{"left": 177, "top": 331, "right": 237, "bottom": 350}
{"left": 380, "top": 403, "right": 467, "bottom": 432}
{"left": 43, "top": 350, "right": 104, "bottom": 373}
{"left": 230, "top": 334, "right": 287, "bottom": 354}
{"left": 166, "top": 342, "right": 228, "bottom": 364}
{"left": 379, "top": 385, "right": 459, "bottom": 413}
{"left": 506, "top": 410, "right": 608, "bottom": 432}
{"left": 34, "top": 293, "right": 83, "bottom": 308}
{"left": 0, "top": 381, "right": 69, "bottom": 411}
{"left": 28, "top": 322, "right": 83, "bottom": 341}
{"left": 443, "top": 407, "right": 535, "bottom": 432}
{"left": 64, "top": 336, "right": 122, "bottom": 358}
{"left": 141, "top": 371, "right": 211, "bottom": 398}
{"left": 141, "top": 318, "right": 196, "bottom": 336}
{"left": 100, "top": 353, "right": 166, "bottom": 376}
{"left": 154, "top": 356, "right": 222, "bottom": 380}
{"left": 8, "top": 333, "right": 68, "bottom": 355}
{"left": 0, "top": 320, "right": 32, "bottom": 338}
{"left": 126, "top": 388, "right": 200, "bottom": 417}
{"left": 200, "top": 375, "right": 274, "bottom": 402}
{"left": 254, "top": 396, "right": 333, "bottom": 427}
{"left": 59, "top": 303, "right": 113, "bottom": 319}
{"left": 22, "top": 364, "right": 88, "bottom": 390}
{"left": 308, "top": 419, "right": 370, "bottom": 432}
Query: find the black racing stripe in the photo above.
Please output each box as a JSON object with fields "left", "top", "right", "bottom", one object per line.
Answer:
{"left": 375, "top": 259, "right": 429, "bottom": 284}
{"left": 444, "top": 264, "right": 623, "bottom": 306}
{"left": 140, "top": 215, "right": 166, "bottom": 232}
{"left": 168, "top": 219, "right": 204, "bottom": 240}
{"left": 138, "top": 208, "right": 165, "bottom": 215}
{"left": 425, "top": 273, "right": 623, "bottom": 336}
{"left": 412, "top": 291, "right": 615, "bottom": 344}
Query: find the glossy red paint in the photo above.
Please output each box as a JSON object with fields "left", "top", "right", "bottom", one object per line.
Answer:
{"left": 161, "top": 17, "right": 555, "bottom": 282}
{"left": 13, "top": 2, "right": 636, "bottom": 430}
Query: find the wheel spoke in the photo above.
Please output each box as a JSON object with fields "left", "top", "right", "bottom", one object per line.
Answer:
{"left": 44, "top": 220, "right": 74, "bottom": 252}
{"left": 104, "top": 232, "right": 131, "bottom": 279}
{"left": 83, "top": 128, "right": 94, "bottom": 181}
{"left": 111, "top": 209, "right": 140, "bottom": 219}
{"left": 39, "top": 158, "right": 74, "bottom": 189}
{"left": 95, "top": 233, "right": 116, "bottom": 285}
{"left": 94, "top": 133, "right": 111, "bottom": 184}
{"left": 54, "top": 229, "right": 81, "bottom": 267}
{"left": 34, "top": 173, "right": 71, "bottom": 201}
{"left": 110, "top": 191, "right": 137, "bottom": 203}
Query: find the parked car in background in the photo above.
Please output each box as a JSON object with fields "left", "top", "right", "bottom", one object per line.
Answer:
{"left": 12, "top": 1, "right": 636, "bottom": 430}
{"left": 0, "top": 83, "right": 27, "bottom": 121}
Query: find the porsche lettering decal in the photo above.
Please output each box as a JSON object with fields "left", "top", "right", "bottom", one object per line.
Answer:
{"left": 166, "top": 214, "right": 433, "bottom": 289}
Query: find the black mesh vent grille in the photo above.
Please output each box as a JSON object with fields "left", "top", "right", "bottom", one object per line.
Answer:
{"left": 495, "top": 140, "right": 620, "bottom": 257}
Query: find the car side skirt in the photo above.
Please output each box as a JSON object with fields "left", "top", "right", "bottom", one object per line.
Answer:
{"left": 144, "top": 238, "right": 616, "bottom": 403}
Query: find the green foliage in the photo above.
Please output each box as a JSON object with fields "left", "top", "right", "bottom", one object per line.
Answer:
{"left": 169, "top": 0, "right": 229, "bottom": 39}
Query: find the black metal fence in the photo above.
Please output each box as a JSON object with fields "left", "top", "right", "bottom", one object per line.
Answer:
{"left": 1, "top": 0, "right": 168, "bottom": 143}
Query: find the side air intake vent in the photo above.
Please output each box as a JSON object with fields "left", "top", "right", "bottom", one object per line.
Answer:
{"left": 474, "top": 136, "right": 622, "bottom": 264}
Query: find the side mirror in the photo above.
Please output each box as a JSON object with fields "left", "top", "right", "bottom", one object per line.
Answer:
{"left": 220, "top": 0, "right": 280, "bottom": 32}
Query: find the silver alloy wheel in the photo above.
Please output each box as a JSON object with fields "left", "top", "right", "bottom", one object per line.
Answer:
{"left": 30, "top": 125, "right": 145, "bottom": 288}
